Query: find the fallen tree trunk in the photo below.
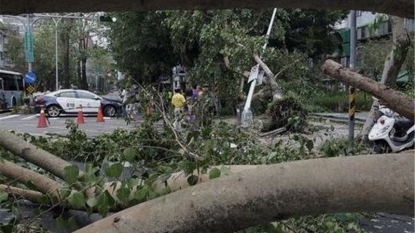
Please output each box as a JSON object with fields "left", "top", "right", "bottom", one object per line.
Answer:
{"left": 321, "top": 59, "right": 414, "bottom": 120}
{"left": 0, "top": 129, "right": 82, "bottom": 183}
{"left": 74, "top": 152, "right": 414, "bottom": 233}
{"left": 0, "top": 159, "right": 62, "bottom": 199}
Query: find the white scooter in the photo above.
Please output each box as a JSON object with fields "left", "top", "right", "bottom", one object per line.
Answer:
{"left": 368, "top": 99, "right": 415, "bottom": 153}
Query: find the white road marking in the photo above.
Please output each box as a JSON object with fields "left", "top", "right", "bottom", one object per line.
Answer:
{"left": 0, "top": 114, "right": 20, "bottom": 121}
{"left": 21, "top": 115, "right": 37, "bottom": 120}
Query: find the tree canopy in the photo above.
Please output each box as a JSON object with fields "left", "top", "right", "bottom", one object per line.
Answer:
{"left": 107, "top": 9, "right": 347, "bottom": 96}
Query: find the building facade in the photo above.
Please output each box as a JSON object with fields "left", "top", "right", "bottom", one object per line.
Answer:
{"left": 333, "top": 11, "right": 414, "bottom": 67}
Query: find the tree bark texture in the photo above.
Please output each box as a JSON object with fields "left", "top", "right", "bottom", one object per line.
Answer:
{"left": 0, "top": 185, "right": 44, "bottom": 203}
{"left": 321, "top": 59, "right": 414, "bottom": 120}
{"left": 0, "top": 128, "right": 82, "bottom": 185}
{"left": 253, "top": 53, "right": 284, "bottom": 100}
{"left": 1, "top": 0, "right": 413, "bottom": 18}
{"left": 74, "top": 152, "right": 414, "bottom": 233}
{"left": 361, "top": 16, "right": 411, "bottom": 136}
{"left": 0, "top": 159, "right": 62, "bottom": 198}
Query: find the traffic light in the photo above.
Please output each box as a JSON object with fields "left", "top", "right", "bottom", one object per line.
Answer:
{"left": 99, "top": 16, "right": 116, "bottom": 23}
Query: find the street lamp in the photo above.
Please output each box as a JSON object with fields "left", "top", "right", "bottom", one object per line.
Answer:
{"left": 34, "top": 13, "right": 93, "bottom": 91}
{"left": 51, "top": 17, "right": 65, "bottom": 91}
{"left": 48, "top": 14, "right": 84, "bottom": 91}
{"left": 1, "top": 14, "right": 39, "bottom": 73}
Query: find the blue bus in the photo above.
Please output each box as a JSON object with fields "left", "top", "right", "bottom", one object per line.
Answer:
{"left": 0, "top": 69, "right": 25, "bottom": 110}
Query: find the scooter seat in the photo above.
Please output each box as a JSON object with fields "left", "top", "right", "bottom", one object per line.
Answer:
{"left": 394, "top": 119, "right": 414, "bottom": 130}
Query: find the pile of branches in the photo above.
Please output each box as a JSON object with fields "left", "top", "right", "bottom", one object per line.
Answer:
{"left": 261, "top": 96, "right": 308, "bottom": 132}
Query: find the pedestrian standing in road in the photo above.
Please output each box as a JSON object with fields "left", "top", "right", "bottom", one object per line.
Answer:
{"left": 120, "top": 88, "right": 128, "bottom": 117}
{"left": 171, "top": 88, "right": 186, "bottom": 131}
{"left": 192, "top": 84, "right": 199, "bottom": 101}
{"left": 197, "top": 85, "right": 203, "bottom": 98}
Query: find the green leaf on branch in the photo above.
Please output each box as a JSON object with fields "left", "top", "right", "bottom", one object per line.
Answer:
{"left": 63, "top": 165, "right": 80, "bottom": 185}
{"left": 187, "top": 175, "right": 198, "bottom": 186}
{"left": 123, "top": 147, "right": 137, "bottom": 162}
{"left": 105, "top": 163, "right": 124, "bottom": 178}
{"left": 86, "top": 197, "right": 99, "bottom": 208}
{"left": 0, "top": 192, "right": 8, "bottom": 203}
{"left": 68, "top": 192, "right": 85, "bottom": 209}
{"left": 126, "top": 178, "right": 140, "bottom": 188}
{"left": 306, "top": 139, "right": 314, "bottom": 151}
{"left": 116, "top": 187, "right": 131, "bottom": 203}
{"left": 97, "top": 191, "right": 116, "bottom": 216}
{"left": 209, "top": 168, "right": 221, "bottom": 179}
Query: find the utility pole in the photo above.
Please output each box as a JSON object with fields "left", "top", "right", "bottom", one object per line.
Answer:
{"left": 33, "top": 13, "right": 92, "bottom": 91}
{"left": 348, "top": 10, "right": 357, "bottom": 144}
{"left": 241, "top": 8, "right": 277, "bottom": 128}
{"left": 4, "top": 14, "right": 97, "bottom": 91}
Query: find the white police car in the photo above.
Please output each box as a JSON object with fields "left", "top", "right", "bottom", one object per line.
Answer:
{"left": 34, "top": 89, "right": 122, "bottom": 117}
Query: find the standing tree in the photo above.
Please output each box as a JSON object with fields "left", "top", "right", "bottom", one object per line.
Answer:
{"left": 60, "top": 18, "right": 75, "bottom": 88}
{"left": 360, "top": 16, "right": 412, "bottom": 137}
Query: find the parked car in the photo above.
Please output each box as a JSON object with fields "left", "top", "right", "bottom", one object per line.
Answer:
{"left": 34, "top": 89, "right": 123, "bottom": 117}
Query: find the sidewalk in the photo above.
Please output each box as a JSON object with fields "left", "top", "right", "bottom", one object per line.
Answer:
{"left": 310, "top": 112, "right": 369, "bottom": 124}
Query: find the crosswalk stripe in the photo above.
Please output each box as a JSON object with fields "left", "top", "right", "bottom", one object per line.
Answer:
{"left": 0, "top": 114, "right": 20, "bottom": 121}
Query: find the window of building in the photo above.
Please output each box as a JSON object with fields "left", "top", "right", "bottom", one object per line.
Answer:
{"left": 361, "top": 26, "right": 366, "bottom": 38}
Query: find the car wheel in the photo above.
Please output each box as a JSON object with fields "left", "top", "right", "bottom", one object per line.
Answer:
{"left": 46, "top": 105, "right": 62, "bottom": 117}
{"left": 103, "top": 105, "right": 116, "bottom": 117}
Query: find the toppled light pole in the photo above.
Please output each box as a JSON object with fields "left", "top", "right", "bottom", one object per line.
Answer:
{"left": 241, "top": 8, "right": 277, "bottom": 128}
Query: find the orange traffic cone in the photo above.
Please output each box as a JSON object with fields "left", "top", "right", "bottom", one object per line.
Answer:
{"left": 97, "top": 106, "right": 105, "bottom": 122}
{"left": 37, "top": 107, "right": 48, "bottom": 128}
{"left": 76, "top": 105, "right": 85, "bottom": 124}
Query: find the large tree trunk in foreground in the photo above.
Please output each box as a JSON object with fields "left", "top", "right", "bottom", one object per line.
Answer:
{"left": 321, "top": 59, "right": 414, "bottom": 120}
{"left": 361, "top": 16, "right": 411, "bottom": 137}
{"left": 74, "top": 152, "right": 414, "bottom": 233}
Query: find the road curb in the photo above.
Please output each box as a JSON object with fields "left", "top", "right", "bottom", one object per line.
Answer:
{"left": 309, "top": 113, "right": 366, "bottom": 122}
{"left": 309, "top": 114, "right": 365, "bottom": 125}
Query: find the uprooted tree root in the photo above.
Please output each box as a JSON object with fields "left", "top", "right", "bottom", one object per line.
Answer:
{"left": 261, "top": 97, "right": 308, "bottom": 132}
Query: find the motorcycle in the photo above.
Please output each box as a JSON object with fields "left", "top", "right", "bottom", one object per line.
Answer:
{"left": 368, "top": 99, "right": 415, "bottom": 153}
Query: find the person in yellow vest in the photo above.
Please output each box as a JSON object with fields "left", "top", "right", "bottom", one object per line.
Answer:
{"left": 171, "top": 88, "right": 186, "bottom": 131}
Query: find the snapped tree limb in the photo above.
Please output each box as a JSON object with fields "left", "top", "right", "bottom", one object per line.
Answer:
{"left": 0, "top": 159, "right": 62, "bottom": 199}
{"left": 321, "top": 59, "right": 414, "bottom": 120}
{"left": 0, "top": 129, "right": 86, "bottom": 191}
{"left": 74, "top": 152, "right": 414, "bottom": 233}
{"left": 0, "top": 184, "right": 45, "bottom": 203}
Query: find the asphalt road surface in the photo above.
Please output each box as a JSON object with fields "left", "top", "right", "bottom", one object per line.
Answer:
{"left": 0, "top": 112, "right": 142, "bottom": 137}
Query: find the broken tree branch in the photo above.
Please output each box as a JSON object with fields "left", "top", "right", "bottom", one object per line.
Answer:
{"left": 321, "top": 59, "right": 414, "bottom": 120}
{"left": 0, "top": 129, "right": 86, "bottom": 191}
{"left": 0, "top": 184, "right": 45, "bottom": 203}
{"left": 0, "top": 159, "right": 62, "bottom": 199}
